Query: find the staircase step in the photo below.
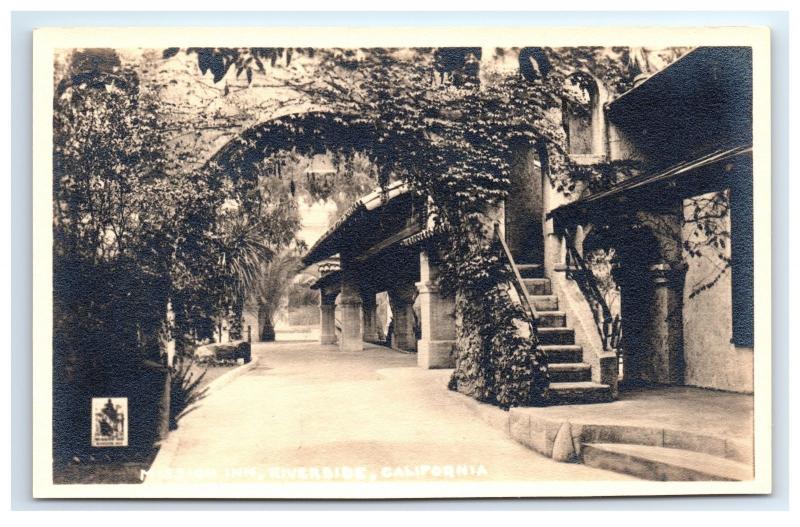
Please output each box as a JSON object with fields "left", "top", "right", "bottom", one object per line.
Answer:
{"left": 537, "top": 327, "right": 575, "bottom": 345}
{"left": 523, "top": 278, "right": 551, "bottom": 296}
{"left": 548, "top": 381, "right": 613, "bottom": 404}
{"left": 540, "top": 344, "right": 583, "bottom": 363}
{"left": 531, "top": 295, "right": 559, "bottom": 311}
{"left": 548, "top": 362, "right": 591, "bottom": 382}
{"left": 536, "top": 311, "right": 566, "bottom": 328}
{"left": 517, "top": 263, "right": 544, "bottom": 278}
{"left": 581, "top": 443, "right": 753, "bottom": 482}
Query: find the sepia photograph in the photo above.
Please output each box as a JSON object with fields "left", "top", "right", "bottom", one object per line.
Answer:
{"left": 31, "top": 26, "right": 771, "bottom": 499}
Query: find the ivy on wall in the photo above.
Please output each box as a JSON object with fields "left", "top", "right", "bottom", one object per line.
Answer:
{"left": 172, "top": 46, "right": 654, "bottom": 407}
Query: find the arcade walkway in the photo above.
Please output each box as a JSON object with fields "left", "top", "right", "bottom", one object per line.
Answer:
{"left": 146, "top": 341, "right": 631, "bottom": 492}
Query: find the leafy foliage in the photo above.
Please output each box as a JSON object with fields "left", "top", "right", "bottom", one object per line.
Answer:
{"left": 446, "top": 228, "right": 550, "bottom": 408}
{"left": 169, "top": 357, "right": 209, "bottom": 430}
{"left": 565, "top": 159, "right": 643, "bottom": 194}
{"left": 683, "top": 190, "right": 732, "bottom": 298}
{"left": 250, "top": 249, "right": 304, "bottom": 341}
{"left": 169, "top": 46, "right": 654, "bottom": 407}
{"left": 212, "top": 208, "right": 276, "bottom": 340}
{"left": 53, "top": 50, "right": 177, "bottom": 370}
{"left": 52, "top": 49, "right": 304, "bottom": 459}
{"left": 53, "top": 50, "right": 184, "bottom": 460}
{"left": 184, "top": 47, "right": 313, "bottom": 84}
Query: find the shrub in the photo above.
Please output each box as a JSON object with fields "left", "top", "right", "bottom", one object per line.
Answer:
{"left": 193, "top": 340, "right": 251, "bottom": 364}
{"left": 169, "top": 358, "right": 208, "bottom": 430}
{"left": 446, "top": 224, "right": 549, "bottom": 408}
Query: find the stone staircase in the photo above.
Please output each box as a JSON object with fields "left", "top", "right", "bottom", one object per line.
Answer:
{"left": 517, "top": 264, "right": 614, "bottom": 404}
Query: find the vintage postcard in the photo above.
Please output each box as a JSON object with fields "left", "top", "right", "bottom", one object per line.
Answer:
{"left": 32, "top": 26, "right": 771, "bottom": 499}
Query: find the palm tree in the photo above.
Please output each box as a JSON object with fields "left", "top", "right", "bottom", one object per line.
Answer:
{"left": 214, "top": 210, "right": 274, "bottom": 341}
{"left": 251, "top": 249, "right": 303, "bottom": 341}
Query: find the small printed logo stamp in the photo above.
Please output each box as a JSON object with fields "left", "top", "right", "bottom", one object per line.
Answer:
{"left": 91, "top": 397, "right": 128, "bottom": 447}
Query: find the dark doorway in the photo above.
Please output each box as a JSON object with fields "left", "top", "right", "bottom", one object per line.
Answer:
{"left": 504, "top": 139, "right": 544, "bottom": 265}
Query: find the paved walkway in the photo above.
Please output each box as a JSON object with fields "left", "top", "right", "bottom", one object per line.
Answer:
{"left": 147, "top": 341, "right": 632, "bottom": 489}
{"left": 516, "top": 385, "right": 753, "bottom": 440}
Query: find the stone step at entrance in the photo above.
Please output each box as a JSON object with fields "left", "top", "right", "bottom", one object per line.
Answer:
{"left": 523, "top": 278, "right": 551, "bottom": 296}
{"left": 535, "top": 311, "right": 567, "bottom": 328}
{"left": 537, "top": 327, "right": 575, "bottom": 345}
{"left": 548, "top": 362, "right": 592, "bottom": 383}
{"left": 539, "top": 344, "right": 583, "bottom": 363}
{"left": 517, "top": 263, "right": 544, "bottom": 279}
{"left": 581, "top": 443, "right": 753, "bottom": 481}
{"left": 531, "top": 295, "right": 559, "bottom": 311}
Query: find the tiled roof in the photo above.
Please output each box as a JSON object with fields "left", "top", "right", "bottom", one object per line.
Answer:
{"left": 301, "top": 181, "right": 409, "bottom": 265}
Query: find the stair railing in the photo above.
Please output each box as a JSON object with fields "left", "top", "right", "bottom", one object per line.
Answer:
{"left": 493, "top": 223, "right": 538, "bottom": 327}
{"left": 562, "top": 227, "right": 621, "bottom": 352}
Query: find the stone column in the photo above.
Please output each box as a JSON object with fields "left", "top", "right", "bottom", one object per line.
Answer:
{"left": 319, "top": 291, "right": 338, "bottom": 345}
{"left": 645, "top": 261, "right": 687, "bottom": 384}
{"left": 505, "top": 139, "right": 544, "bottom": 264}
{"left": 361, "top": 291, "right": 380, "bottom": 344}
{"left": 544, "top": 176, "right": 571, "bottom": 277}
{"left": 416, "top": 251, "right": 456, "bottom": 368}
{"left": 336, "top": 270, "right": 363, "bottom": 352}
{"left": 389, "top": 282, "right": 418, "bottom": 352}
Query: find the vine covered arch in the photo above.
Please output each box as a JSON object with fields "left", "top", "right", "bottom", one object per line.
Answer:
{"left": 186, "top": 50, "right": 646, "bottom": 409}
{"left": 205, "top": 111, "right": 389, "bottom": 187}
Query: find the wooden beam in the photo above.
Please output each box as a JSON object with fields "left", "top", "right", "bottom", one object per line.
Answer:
{"left": 354, "top": 222, "right": 422, "bottom": 263}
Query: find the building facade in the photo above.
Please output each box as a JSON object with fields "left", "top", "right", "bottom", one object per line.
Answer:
{"left": 303, "top": 46, "right": 754, "bottom": 400}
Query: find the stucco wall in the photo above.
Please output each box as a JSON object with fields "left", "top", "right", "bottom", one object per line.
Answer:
{"left": 681, "top": 195, "right": 753, "bottom": 393}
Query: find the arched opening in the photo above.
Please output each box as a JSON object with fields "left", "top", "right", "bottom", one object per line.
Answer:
{"left": 201, "top": 111, "right": 389, "bottom": 344}
{"left": 208, "top": 111, "right": 382, "bottom": 183}
{"left": 563, "top": 72, "right": 605, "bottom": 159}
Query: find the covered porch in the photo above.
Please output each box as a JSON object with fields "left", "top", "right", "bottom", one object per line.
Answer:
{"left": 549, "top": 146, "right": 753, "bottom": 388}
{"left": 547, "top": 47, "right": 754, "bottom": 392}
{"left": 303, "top": 182, "right": 457, "bottom": 369}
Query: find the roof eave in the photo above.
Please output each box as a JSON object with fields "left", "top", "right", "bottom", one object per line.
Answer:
{"left": 301, "top": 181, "right": 411, "bottom": 266}
{"left": 548, "top": 144, "right": 752, "bottom": 224}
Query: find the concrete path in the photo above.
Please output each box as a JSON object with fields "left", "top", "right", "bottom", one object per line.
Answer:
{"left": 147, "top": 341, "right": 632, "bottom": 490}
{"left": 514, "top": 385, "right": 753, "bottom": 441}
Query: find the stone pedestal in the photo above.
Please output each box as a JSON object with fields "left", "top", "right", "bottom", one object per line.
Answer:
{"left": 337, "top": 275, "right": 363, "bottom": 352}
{"left": 319, "top": 298, "right": 337, "bottom": 345}
{"left": 415, "top": 251, "right": 456, "bottom": 368}
{"left": 389, "top": 282, "right": 417, "bottom": 352}
{"left": 361, "top": 292, "right": 380, "bottom": 344}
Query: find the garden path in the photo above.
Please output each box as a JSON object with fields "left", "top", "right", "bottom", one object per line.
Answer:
{"left": 146, "top": 341, "right": 632, "bottom": 493}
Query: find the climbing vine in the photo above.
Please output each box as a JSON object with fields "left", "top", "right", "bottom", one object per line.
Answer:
{"left": 683, "top": 190, "right": 732, "bottom": 298}
{"left": 171, "top": 46, "right": 652, "bottom": 407}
